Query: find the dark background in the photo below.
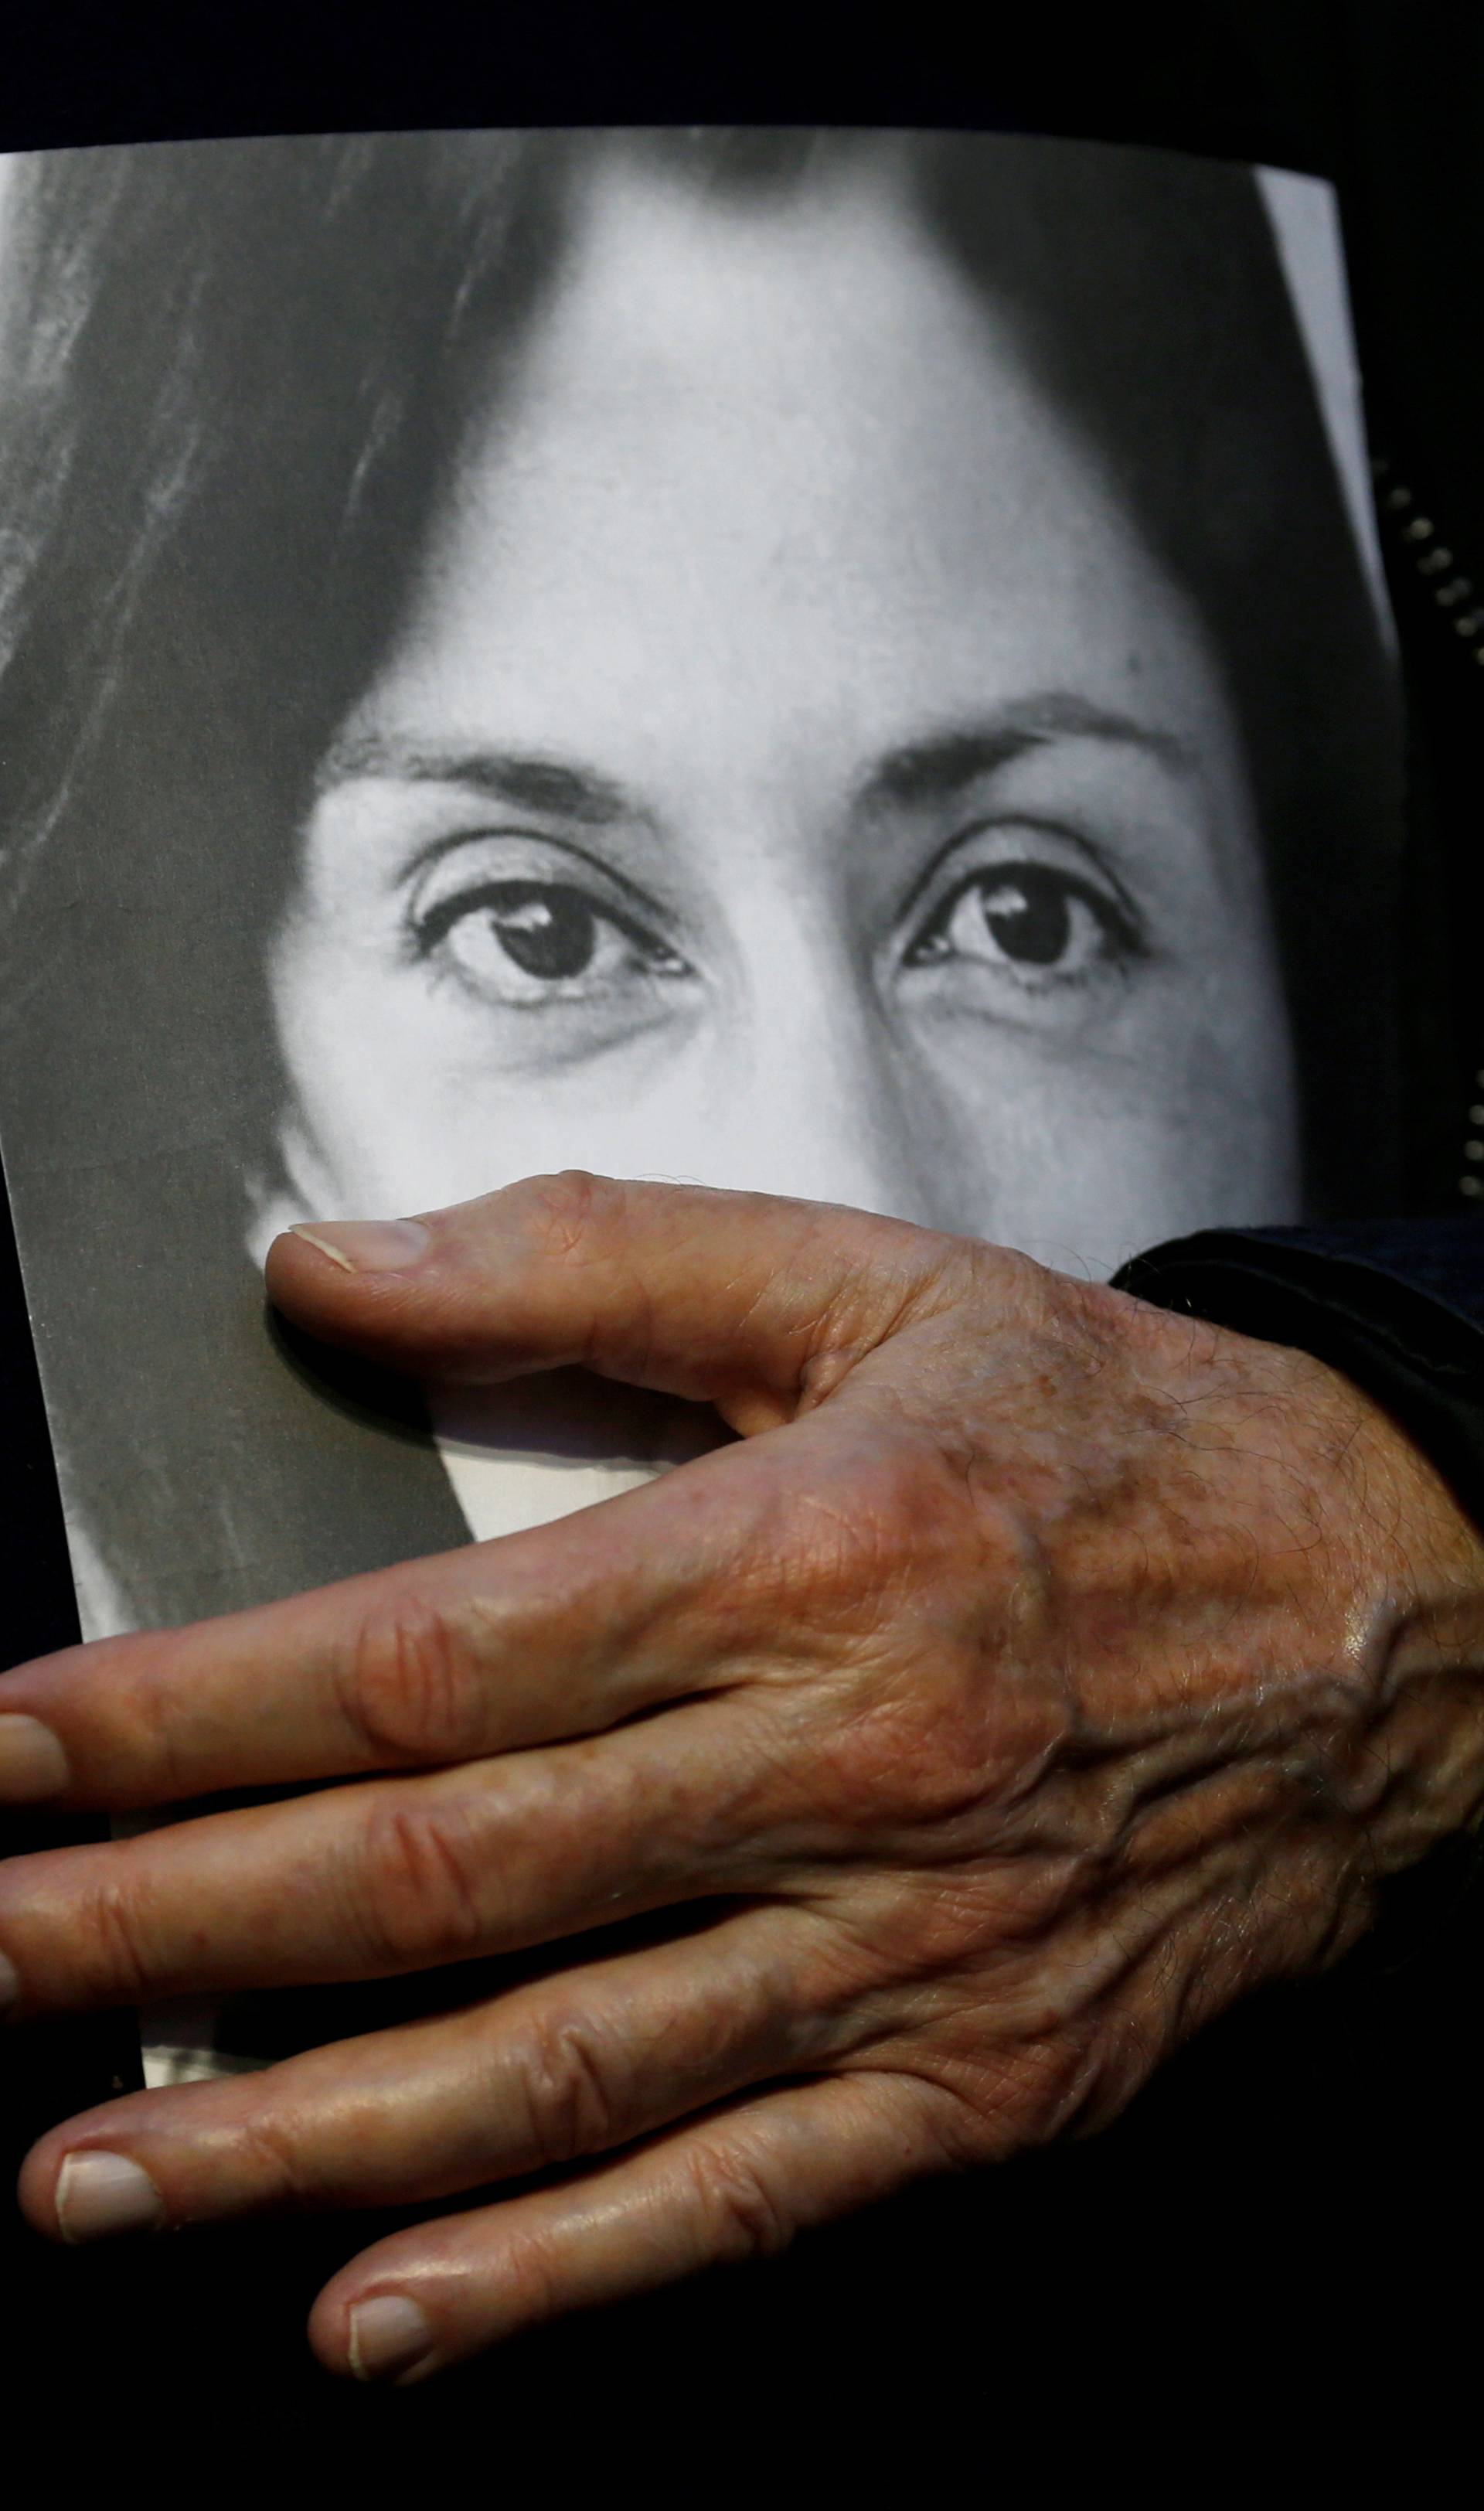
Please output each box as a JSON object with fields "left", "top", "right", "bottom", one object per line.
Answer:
{"left": 2, "top": 0, "right": 1480, "bottom": 2470}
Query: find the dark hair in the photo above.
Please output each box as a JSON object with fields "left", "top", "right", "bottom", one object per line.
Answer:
{"left": 0, "top": 128, "right": 1402, "bottom": 1627}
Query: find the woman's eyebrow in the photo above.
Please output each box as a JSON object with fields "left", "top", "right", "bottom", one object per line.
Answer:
{"left": 857, "top": 693, "right": 1196, "bottom": 813}
{"left": 317, "top": 735, "right": 641, "bottom": 828}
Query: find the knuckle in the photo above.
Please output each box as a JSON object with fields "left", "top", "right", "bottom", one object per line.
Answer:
{"left": 686, "top": 2139, "right": 795, "bottom": 2264}
{"left": 356, "top": 1793, "right": 487, "bottom": 1967}
{"left": 487, "top": 2219, "right": 567, "bottom": 2334}
{"left": 233, "top": 2111, "right": 316, "bottom": 2209}
{"left": 881, "top": 2066, "right": 1009, "bottom": 2172}
{"left": 810, "top": 1692, "right": 988, "bottom": 1835}
{"left": 797, "top": 1652, "right": 1029, "bottom": 1847}
{"left": 80, "top": 1870, "right": 156, "bottom": 2002}
{"left": 951, "top": 2032, "right": 1104, "bottom": 2155}
{"left": 509, "top": 1168, "right": 626, "bottom": 1269}
{"left": 779, "top": 1433, "right": 978, "bottom": 1631}
{"left": 514, "top": 2005, "right": 625, "bottom": 2165}
{"left": 965, "top": 1238, "right": 1101, "bottom": 1341}
{"left": 750, "top": 1465, "right": 1053, "bottom": 1837}
{"left": 83, "top": 1634, "right": 192, "bottom": 1798}
{"left": 339, "top": 1593, "right": 485, "bottom": 1763}
{"left": 502, "top": 1171, "right": 645, "bottom": 1371}
{"left": 886, "top": 2012, "right": 1104, "bottom": 2165}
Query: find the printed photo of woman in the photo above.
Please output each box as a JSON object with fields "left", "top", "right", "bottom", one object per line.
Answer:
{"left": 0, "top": 127, "right": 1403, "bottom": 2077}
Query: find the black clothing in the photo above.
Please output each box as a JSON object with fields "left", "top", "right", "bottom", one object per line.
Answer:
{"left": 1115, "top": 1218, "right": 1484, "bottom": 1531}
{"left": 2, "top": 0, "right": 1482, "bottom": 2471}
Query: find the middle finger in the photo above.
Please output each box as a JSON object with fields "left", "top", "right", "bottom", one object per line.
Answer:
{"left": 0, "top": 1696, "right": 788, "bottom": 2019}
{"left": 0, "top": 1433, "right": 797, "bottom": 1812}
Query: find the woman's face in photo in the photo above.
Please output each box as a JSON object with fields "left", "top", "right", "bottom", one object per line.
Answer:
{"left": 258, "top": 145, "right": 1301, "bottom": 1280}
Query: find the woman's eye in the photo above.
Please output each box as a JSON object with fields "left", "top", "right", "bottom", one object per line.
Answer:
{"left": 903, "top": 862, "right": 1138, "bottom": 983}
{"left": 414, "top": 877, "right": 689, "bottom": 1003}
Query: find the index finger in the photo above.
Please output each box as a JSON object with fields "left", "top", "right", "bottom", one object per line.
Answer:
{"left": 0, "top": 1426, "right": 800, "bottom": 1812}
{"left": 266, "top": 1173, "right": 969, "bottom": 1436}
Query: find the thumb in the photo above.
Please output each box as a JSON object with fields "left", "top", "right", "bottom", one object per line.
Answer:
{"left": 264, "top": 1172, "right": 965, "bottom": 1433}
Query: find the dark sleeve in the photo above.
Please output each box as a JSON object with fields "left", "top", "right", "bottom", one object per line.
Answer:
{"left": 1111, "top": 1219, "right": 1484, "bottom": 1532}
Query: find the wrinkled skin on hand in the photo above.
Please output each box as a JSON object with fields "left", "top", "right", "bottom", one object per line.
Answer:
{"left": 3, "top": 1176, "right": 1483, "bottom": 2383}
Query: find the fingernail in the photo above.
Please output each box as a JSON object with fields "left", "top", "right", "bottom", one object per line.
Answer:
{"left": 0, "top": 1713, "right": 69, "bottom": 1801}
{"left": 289, "top": 1219, "right": 431, "bottom": 1274}
{"left": 347, "top": 2294, "right": 435, "bottom": 2383}
{"left": 56, "top": 2151, "right": 166, "bottom": 2243}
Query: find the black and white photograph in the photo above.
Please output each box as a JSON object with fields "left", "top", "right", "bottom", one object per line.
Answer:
{"left": 3, "top": 1, "right": 1484, "bottom": 2446}
{"left": 0, "top": 127, "right": 1404, "bottom": 2091}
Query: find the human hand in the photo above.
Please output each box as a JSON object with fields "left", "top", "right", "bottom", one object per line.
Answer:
{"left": 3, "top": 1176, "right": 1483, "bottom": 2384}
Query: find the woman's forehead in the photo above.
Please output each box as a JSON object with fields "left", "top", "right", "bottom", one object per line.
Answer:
{"left": 352, "top": 148, "right": 1235, "bottom": 804}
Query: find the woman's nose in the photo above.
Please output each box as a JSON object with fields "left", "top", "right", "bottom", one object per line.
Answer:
{"left": 669, "top": 934, "right": 955, "bottom": 1229}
